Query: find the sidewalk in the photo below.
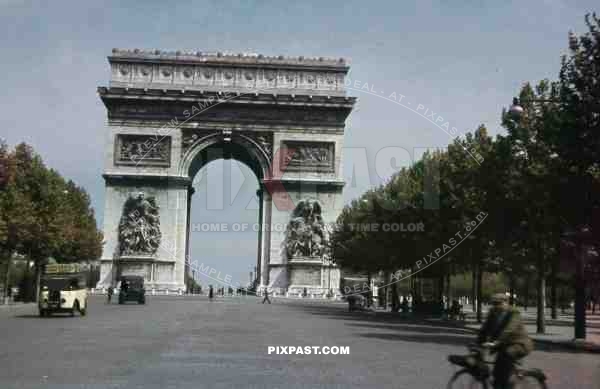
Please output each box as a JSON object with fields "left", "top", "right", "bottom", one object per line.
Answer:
{"left": 0, "top": 301, "right": 35, "bottom": 309}
{"left": 462, "top": 310, "right": 600, "bottom": 354}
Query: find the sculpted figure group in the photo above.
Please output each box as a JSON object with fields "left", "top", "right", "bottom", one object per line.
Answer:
{"left": 285, "top": 199, "right": 327, "bottom": 258}
{"left": 118, "top": 192, "right": 162, "bottom": 256}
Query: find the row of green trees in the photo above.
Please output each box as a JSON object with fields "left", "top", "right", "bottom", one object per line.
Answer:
{"left": 0, "top": 142, "right": 103, "bottom": 301}
{"left": 331, "top": 14, "right": 600, "bottom": 334}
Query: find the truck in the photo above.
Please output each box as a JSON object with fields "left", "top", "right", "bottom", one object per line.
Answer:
{"left": 38, "top": 263, "right": 88, "bottom": 317}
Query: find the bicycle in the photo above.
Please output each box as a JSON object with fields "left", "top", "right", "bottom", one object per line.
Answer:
{"left": 447, "top": 342, "right": 547, "bottom": 389}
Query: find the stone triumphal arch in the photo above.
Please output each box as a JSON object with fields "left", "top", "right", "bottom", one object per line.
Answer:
{"left": 97, "top": 49, "right": 355, "bottom": 294}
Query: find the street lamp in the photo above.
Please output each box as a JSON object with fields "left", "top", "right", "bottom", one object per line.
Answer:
{"left": 508, "top": 97, "right": 524, "bottom": 117}
{"left": 508, "top": 96, "right": 562, "bottom": 118}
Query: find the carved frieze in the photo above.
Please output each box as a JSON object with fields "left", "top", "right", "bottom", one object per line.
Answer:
{"left": 108, "top": 101, "right": 349, "bottom": 126}
{"left": 280, "top": 141, "right": 334, "bottom": 172}
{"left": 115, "top": 134, "right": 171, "bottom": 166}
{"left": 109, "top": 52, "right": 347, "bottom": 95}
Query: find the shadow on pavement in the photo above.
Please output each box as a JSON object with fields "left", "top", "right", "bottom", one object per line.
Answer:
{"left": 359, "top": 332, "right": 472, "bottom": 346}
{"left": 346, "top": 322, "right": 474, "bottom": 336}
{"left": 14, "top": 314, "right": 74, "bottom": 319}
{"left": 291, "top": 301, "right": 594, "bottom": 354}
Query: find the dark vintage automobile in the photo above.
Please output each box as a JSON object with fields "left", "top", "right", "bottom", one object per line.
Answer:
{"left": 345, "top": 293, "right": 367, "bottom": 312}
{"left": 118, "top": 276, "right": 146, "bottom": 304}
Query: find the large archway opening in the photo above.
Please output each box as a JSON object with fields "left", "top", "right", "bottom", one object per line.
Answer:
{"left": 188, "top": 159, "right": 260, "bottom": 292}
{"left": 183, "top": 136, "right": 269, "bottom": 293}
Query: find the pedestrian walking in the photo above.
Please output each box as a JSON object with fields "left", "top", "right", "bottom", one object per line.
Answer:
{"left": 107, "top": 286, "right": 114, "bottom": 304}
{"left": 208, "top": 285, "right": 214, "bottom": 301}
{"left": 262, "top": 287, "right": 271, "bottom": 304}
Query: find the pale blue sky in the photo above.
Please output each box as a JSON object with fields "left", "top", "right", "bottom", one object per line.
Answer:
{"left": 0, "top": 0, "right": 596, "bottom": 285}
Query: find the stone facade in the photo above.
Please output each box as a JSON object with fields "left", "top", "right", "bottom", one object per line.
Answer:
{"left": 97, "top": 49, "right": 355, "bottom": 293}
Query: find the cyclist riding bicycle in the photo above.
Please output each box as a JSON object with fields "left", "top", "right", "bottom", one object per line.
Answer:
{"left": 477, "top": 293, "right": 533, "bottom": 388}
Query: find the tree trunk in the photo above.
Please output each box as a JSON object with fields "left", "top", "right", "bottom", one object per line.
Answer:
{"left": 536, "top": 258, "right": 546, "bottom": 334}
{"left": 445, "top": 272, "right": 452, "bottom": 310}
{"left": 509, "top": 273, "right": 515, "bottom": 306}
{"left": 33, "top": 261, "right": 41, "bottom": 303}
{"left": 437, "top": 274, "right": 444, "bottom": 304}
{"left": 523, "top": 274, "right": 530, "bottom": 311}
{"left": 574, "top": 243, "right": 586, "bottom": 340}
{"left": 367, "top": 272, "right": 372, "bottom": 307}
{"left": 391, "top": 278, "right": 400, "bottom": 312}
{"left": 550, "top": 259, "right": 558, "bottom": 320}
{"left": 476, "top": 262, "right": 483, "bottom": 323}
{"left": 471, "top": 265, "right": 477, "bottom": 313}
{"left": 3, "top": 256, "right": 10, "bottom": 305}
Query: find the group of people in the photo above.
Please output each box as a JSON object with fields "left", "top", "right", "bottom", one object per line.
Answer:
{"left": 206, "top": 285, "right": 238, "bottom": 300}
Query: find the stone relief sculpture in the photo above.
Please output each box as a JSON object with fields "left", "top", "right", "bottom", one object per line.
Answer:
{"left": 118, "top": 193, "right": 161, "bottom": 256}
{"left": 116, "top": 135, "right": 171, "bottom": 166}
{"left": 255, "top": 135, "right": 272, "bottom": 159}
{"left": 285, "top": 199, "right": 327, "bottom": 258}
{"left": 282, "top": 141, "right": 334, "bottom": 172}
{"left": 182, "top": 133, "right": 201, "bottom": 153}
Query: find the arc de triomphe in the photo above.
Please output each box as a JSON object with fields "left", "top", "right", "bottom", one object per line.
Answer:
{"left": 97, "top": 49, "right": 355, "bottom": 294}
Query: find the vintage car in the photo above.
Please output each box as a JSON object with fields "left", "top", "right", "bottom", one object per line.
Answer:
{"left": 39, "top": 264, "right": 87, "bottom": 317}
{"left": 346, "top": 293, "right": 367, "bottom": 312}
{"left": 118, "top": 275, "right": 146, "bottom": 304}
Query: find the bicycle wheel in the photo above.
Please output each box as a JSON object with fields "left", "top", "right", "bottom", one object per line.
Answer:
{"left": 447, "top": 369, "right": 488, "bottom": 389}
{"left": 512, "top": 370, "right": 547, "bottom": 389}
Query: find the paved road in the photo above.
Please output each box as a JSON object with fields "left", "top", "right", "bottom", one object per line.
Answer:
{"left": 0, "top": 296, "right": 598, "bottom": 389}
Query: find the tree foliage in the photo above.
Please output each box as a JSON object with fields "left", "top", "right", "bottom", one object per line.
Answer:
{"left": 0, "top": 141, "right": 103, "bottom": 300}
{"left": 330, "top": 14, "right": 600, "bottom": 331}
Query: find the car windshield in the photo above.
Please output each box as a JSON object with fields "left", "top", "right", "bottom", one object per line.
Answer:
{"left": 122, "top": 278, "right": 143, "bottom": 288}
{"left": 40, "top": 277, "right": 74, "bottom": 290}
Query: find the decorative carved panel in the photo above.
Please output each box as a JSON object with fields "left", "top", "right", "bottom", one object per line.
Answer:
{"left": 280, "top": 141, "right": 334, "bottom": 172}
{"left": 115, "top": 134, "right": 171, "bottom": 166}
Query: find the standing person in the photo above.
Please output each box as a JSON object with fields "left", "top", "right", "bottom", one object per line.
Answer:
{"left": 107, "top": 285, "right": 114, "bottom": 304}
{"left": 347, "top": 294, "right": 357, "bottom": 312}
{"left": 400, "top": 296, "right": 409, "bottom": 314}
{"left": 262, "top": 287, "right": 271, "bottom": 304}
{"left": 208, "top": 285, "right": 214, "bottom": 301}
